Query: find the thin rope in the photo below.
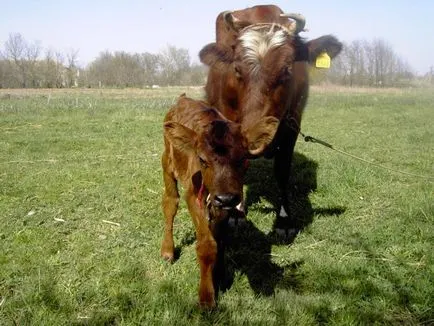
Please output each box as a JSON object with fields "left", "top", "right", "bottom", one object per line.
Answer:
{"left": 299, "top": 131, "right": 434, "bottom": 181}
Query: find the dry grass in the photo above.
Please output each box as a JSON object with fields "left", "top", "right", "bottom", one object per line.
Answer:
{"left": 0, "top": 86, "right": 205, "bottom": 99}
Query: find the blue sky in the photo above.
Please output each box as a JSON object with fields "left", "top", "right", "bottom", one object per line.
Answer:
{"left": 1, "top": 0, "right": 433, "bottom": 75}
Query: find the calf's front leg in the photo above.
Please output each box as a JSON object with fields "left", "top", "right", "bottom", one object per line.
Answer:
{"left": 187, "top": 194, "right": 217, "bottom": 308}
{"left": 196, "top": 235, "right": 217, "bottom": 307}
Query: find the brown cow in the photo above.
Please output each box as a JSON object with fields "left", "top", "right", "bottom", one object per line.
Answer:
{"left": 200, "top": 13, "right": 342, "bottom": 235}
{"left": 161, "top": 94, "right": 277, "bottom": 307}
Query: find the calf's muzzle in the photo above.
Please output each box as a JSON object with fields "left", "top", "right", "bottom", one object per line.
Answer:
{"left": 212, "top": 193, "right": 241, "bottom": 210}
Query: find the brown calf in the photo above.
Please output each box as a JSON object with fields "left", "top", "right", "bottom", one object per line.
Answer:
{"left": 161, "top": 94, "right": 277, "bottom": 307}
{"left": 200, "top": 13, "right": 342, "bottom": 235}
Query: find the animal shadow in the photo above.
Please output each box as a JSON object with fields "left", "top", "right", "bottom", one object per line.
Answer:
{"left": 245, "top": 152, "right": 319, "bottom": 235}
{"left": 218, "top": 152, "right": 345, "bottom": 297}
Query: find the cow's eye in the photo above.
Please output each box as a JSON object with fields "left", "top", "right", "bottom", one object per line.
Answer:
{"left": 199, "top": 157, "right": 208, "bottom": 168}
{"left": 284, "top": 66, "right": 292, "bottom": 78}
{"left": 276, "top": 67, "right": 292, "bottom": 85}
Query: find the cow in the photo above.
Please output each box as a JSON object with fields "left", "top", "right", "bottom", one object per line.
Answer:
{"left": 161, "top": 94, "right": 278, "bottom": 307}
{"left": 199, "top": 11, "right": 342, "bottom": 235}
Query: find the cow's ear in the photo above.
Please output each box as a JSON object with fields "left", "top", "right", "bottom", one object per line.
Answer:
{"left": 199, "top": 43, "right": 234, "bottom": 67}
{"left": 164, "top": 122, "right": 197, "bottom": 153}
{"left": 244, "top": 117, "right": 279, "bottom": 156}
{"left": 307, "top": 35, "right": 343, "bottom": 64}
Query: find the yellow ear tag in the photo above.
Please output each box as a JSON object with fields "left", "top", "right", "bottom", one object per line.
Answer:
{"left": 316, "top": 52, "right": 331, "bottom": 69}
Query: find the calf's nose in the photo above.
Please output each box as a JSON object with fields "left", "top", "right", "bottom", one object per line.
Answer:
{"left": 213, "top": 193, "right": 241, "bottom": 209}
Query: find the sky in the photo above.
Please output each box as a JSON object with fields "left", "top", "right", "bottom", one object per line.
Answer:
{"left": 1, "top": 0, "right": 433, "bottom": 75}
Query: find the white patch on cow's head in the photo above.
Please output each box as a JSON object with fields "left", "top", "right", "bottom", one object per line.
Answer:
{"left": 239, "top": 24, "right": 290, "bottom": 75}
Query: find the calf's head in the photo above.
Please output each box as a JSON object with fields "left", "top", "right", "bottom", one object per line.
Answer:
{"left": 164, "top": 115, "right": 278, "bottom": 214}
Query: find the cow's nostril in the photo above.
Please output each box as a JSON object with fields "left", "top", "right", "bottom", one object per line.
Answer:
{"left": 213, "top": 194, "right": 241, "bottom": 208}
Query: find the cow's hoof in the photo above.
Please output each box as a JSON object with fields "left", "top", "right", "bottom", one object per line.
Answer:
{"left": 273, "top": 213, "right": 298, "bottom": 241}
{"left": 275, "top": 227, "right": 298, "bottom": 239}
{"left": 228, "top": 215, "right": 246, "bottom": 228}
{"left": 228, "top": 208, "right": 246, "bottom": 228}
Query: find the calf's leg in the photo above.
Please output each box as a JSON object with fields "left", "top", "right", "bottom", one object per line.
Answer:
{"left": 161, "top": 170, "right": 179, "bottom": 262}
{"left": 196, "top": 235, "right": 217, "bottom": 307}
{"left": 187, "top": 194, "right": 217, "bottom": 308}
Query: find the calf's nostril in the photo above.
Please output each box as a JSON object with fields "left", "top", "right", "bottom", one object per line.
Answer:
{"left": 214, "top": 194, "right": 241, "bottom": 207}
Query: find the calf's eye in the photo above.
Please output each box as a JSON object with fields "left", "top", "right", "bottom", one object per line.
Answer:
{"left": 199, "top": 157, "right": 208, "bottom": 168}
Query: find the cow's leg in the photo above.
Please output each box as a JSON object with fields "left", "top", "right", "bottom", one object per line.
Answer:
{"left": 209, "top": 217, "right": 229, "bottom": 294}
{"left": 273, "top": 122, "right": 298, "bottom": 236}
{"left": 161, "top": 170, "right": 179, "bottom": 262}
{"left": 187, "top": 194, "right": 218, "bottom": 308}
{"left": 228, "top": 198, "right": 246, "bottom": 227}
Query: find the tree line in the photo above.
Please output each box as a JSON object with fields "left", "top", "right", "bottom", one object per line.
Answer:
{"left": 326, "top": 39, "right": 415, "bottom": 87}
{"left": 0, "top": 33, "right": 428, "bottom": 89}
{"left": 0, "top": 33, "right": 206, "bottom": 88}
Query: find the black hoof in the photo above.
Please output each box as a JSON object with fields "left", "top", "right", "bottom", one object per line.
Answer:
{"left": 227, "top": 208, "right": 246, "bottom": 228}
{"left": 273, "top": 215, "right": 299, "bottom": 242}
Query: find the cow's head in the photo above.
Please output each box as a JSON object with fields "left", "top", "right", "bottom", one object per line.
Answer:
{"left": 164, "top": 115, "right": 278, "bottom": 217}
{"left": 200, "top": 14, "right": 342, "bottom": 154}
{"left": 201, "top": 22, "right": 299, "bottom": 133}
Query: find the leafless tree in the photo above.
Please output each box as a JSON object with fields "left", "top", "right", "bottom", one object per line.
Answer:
{"left": 65, "top": 48, "right": 79, "bottom": 87}
{"left": 157, "top": 45, "right": 190, "bottom": 85}
{"left": 328, "top": 38, "right": 414, "bottom": 87}
{"left": 25, "top": 40, "right": 42, "bottom": 87}
{"left": 140, "top": 52, "right": 159, "bottom": 86}
{"left": 4, "top": 33, "right": 28, "bottom": 87}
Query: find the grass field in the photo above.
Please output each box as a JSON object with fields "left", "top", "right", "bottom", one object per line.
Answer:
{"left": 0, "top": 86, "right": 433, "bottom": 325}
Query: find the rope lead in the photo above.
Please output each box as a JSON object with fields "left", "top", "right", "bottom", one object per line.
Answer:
{"left": 299, "top": 131, "right": 434, "bottom": 181}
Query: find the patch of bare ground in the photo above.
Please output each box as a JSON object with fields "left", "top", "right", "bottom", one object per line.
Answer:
{"left": 310, "top": 84, "right": 420, "bottom": 94}
{"left": 0, "top": 86, "right": 204, "bottom": 99}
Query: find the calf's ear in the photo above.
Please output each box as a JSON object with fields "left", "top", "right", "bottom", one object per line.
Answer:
{"left": 244, "top": 116, "right": 279, "bottom": 156}
{"left": 164, "top": 122, "right": 197, "bottom": 153}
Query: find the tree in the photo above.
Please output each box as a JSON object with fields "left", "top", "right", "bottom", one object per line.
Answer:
{"left": 157, "top": 45, "right": 190, "bottom": 86}
{"left": 140, "top": 52, "right": 159, "bottom": 86}
{"left": 4, "top": 33, "right": 28, "bottom": 87}
{"left": 25, "top": 40, "right": 42, "bottom": 87}
{"left": 327, "top": 38, "right": 414, "bottom": 87}
{"left": 65, "top": 48, "right": 79, "bottom": 87}
{"left": 87, "top": 51, "right": 144, "bottom": 87}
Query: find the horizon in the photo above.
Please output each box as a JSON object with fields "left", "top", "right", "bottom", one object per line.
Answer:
{"left": 1, "top": 1, "right": 433, "bottom": 75}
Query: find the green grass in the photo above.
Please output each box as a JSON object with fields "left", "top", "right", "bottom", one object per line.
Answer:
{"left": 0, "top": 86, "right": 433, "bottom": 325}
